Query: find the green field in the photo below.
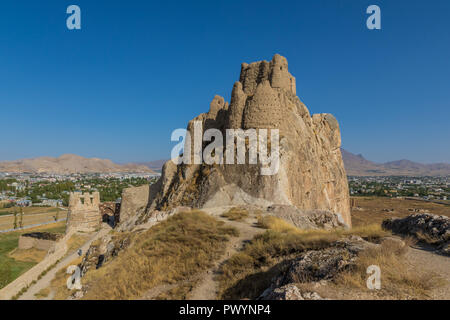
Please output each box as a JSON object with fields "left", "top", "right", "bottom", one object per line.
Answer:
{"left": 0, "top": 222, "right": 66, "bottom": 289}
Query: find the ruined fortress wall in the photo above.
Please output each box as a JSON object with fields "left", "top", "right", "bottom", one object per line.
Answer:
{"left": 0, "top": 230, "right": 73, "bottom": 300}
{"left": 66, "top": 192, "right": 101, "bottom": 233}
{"left": 119, "top": 185, "right": 149, "bottom": 223}
{"left": 99, "top": 202, "right": 121, "bottom": 224}
{"left": 18, "top": 236, "right": 55, "bottom": 251}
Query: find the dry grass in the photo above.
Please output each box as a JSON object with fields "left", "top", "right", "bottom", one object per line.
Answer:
{"left": 0, "top": 206, "right": 64, "bottom": 215}
{"left": 155, "top": 282, "right": 196, "bottom": 300}
{"left": 334, "top": 237, "right": 444, "bottom": 299}
{"left": 221, "top": 207, "right": 249, "bottom": 221}
{"left": 66, "top": 233, "right": 90, "bottom": 254}
{"left": 414, "top": 231, "right": 442, "bottom": 245}
{"left": 257, "top": 215, "right": 388, "bottom": 242}
{"left": 219, "top": 216, "right": 389, "bottom": 299}
{"left": 77, "top": 211, "right": 238, "bottom": 300}
{"left": 220, "top": 214, "right": 442, "bottom": 300}
{"left": 351, "top": 196, "right": 450, "bottom": 227}
{"left": 49, "top": 256, "right": 83, "bottom": 300}
{"left": 257, "top": 215, "right": 299, "bottom": 232}
{"left": 34, "top": 287, "right": 50, "bottom": 299}
{"left": 8, "top": 248, "right": 47, "bottom": 263}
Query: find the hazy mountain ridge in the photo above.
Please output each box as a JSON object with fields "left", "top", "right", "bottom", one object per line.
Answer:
{"left": 341, "top": 149, "right": 450, "bottom": 176}
{"left": 134, "top": 160, "right": 167, "bottom": 173}
{"left": 0, "top": 154, "right": 154, "bottom": 174}
{"left": 1, "top": 151, "right": 448, "bottom": 176}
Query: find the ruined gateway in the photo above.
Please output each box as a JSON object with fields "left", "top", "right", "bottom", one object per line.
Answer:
{"left": 129, "top": 54, "right": 351, "bottom": 227}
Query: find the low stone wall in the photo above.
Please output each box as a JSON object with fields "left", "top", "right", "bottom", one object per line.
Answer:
{"left": 19, "top": 236, "right": 53, "bottom": 251}
{"left": 0, "top": 230, "right": 74, "bottom": 300}
{"left": 18, "top": 232, "right": 62, "bottom": 251}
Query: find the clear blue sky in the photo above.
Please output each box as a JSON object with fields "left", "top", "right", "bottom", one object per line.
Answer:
{"left": 1, "top": 0, "right": 449, "bottom": 164}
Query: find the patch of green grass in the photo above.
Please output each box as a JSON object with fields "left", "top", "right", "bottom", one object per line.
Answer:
{"left": 0, "top": 232, "right": 35, "bottom": 289}
{"left": 0, "top": 222, "right": 66, "bottom": 289}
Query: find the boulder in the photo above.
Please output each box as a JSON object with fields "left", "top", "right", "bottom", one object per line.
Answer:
{"left": 382, "top": 213, "right": 449, "bottom": 255}
{"left": 278, "top": 236, "right": 374, "bottom": 285}
{"left": 259, "top": 236, "right": 377, "bottom": 299}
{"left": 259, "top": 284, "right": 324, "bottom": 300}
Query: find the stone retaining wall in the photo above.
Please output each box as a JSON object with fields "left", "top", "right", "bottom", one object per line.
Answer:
{"left": 0, "top": 230, "right": 73, "bottom": 300}
{"left": 18, "top": 235, "right": 55, "bottom": 251}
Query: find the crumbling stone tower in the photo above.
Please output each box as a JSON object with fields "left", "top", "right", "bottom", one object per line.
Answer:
{"left": 66, "top": 192, "right": 101, "bottom": 233}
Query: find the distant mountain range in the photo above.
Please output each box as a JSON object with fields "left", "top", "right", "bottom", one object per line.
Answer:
{"left": 134, "top": 160, "right": 167, "bottom": 173}
{"left": 1, "top": 152, "right": 448, "bottom": 176}
{"left": 135, "top": 152, "right": 450, "bottom": 177}
{"left": 341, "top": 149, "right": 450, "bottom": 176}
{"left": 0, "top": 154, "right": 155, "bottom": 174}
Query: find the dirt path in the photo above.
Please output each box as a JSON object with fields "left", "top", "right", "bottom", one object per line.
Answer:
{"left": 138, "top": 206, "right": 265, "bottom": 300}
{"left": 406, "top": 244, "right": 450, "bottom": 299}
{"left": 19, "top": 226, "right": 111, "bottom": 300}
{"left": 188, "top": 210, "right": 264, "bottom": 300}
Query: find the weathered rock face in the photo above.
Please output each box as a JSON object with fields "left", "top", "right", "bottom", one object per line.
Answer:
{"left": 278, "top": 236, "right": 374, "bottom": 285}
{"left": 259, "top": 236, "right": 376, "bottom": 300}
{"left": 259, "top": 284, "right": 324, "bottom": 300}
{"left": 266, "top": 205, "right": 347, "bottom": 230}
{"left": 145, "top": 54, "right": 351, "bottom": 227}
{"left": 79, "top": 233, "right": 131, "bottom": 277}
{"left": 383, "top": 213, "right": 450, "bottom": 255}
{"left": 117, "top": 185, "right": 150, "bottom": 230}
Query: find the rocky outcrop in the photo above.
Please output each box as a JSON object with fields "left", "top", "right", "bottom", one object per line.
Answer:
{"left": 118, "top": 185, "right": 150, "bottom": 230}
{"left": 79, "top": 233, "right": 131, "bottom": 277}
{"left": 259, "top": 236, "right": 376, "bottom": 300}
{"left": 383, "top": 213, "right": 450, "bottom": 255}
{"left": 141, "top": 54, "right": 351, "bottom": 227}
{"left": 259, "top": 284, "right": 324, "bottom": 300}
{"left": 277, "top": 236, "right": 374, "bottom": 286}
{"left": 266, "top": 205, "right": 347, "bottom": 230}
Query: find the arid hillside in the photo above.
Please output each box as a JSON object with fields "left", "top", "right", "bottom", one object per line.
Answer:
{"left": 0, "top": 154, "right": 154, "bottom": 174}
{"left": 342, "top": 149, "right": 450, "bottom": 176}
{"left": 350, "top": 196, "right": 450, "bottom": 227}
